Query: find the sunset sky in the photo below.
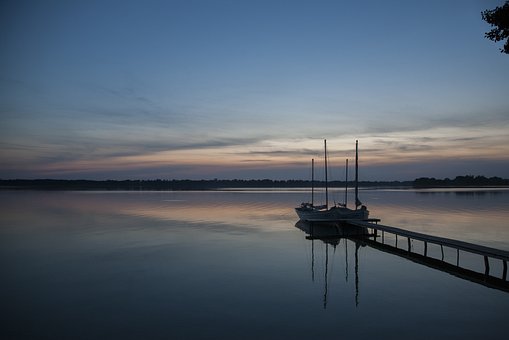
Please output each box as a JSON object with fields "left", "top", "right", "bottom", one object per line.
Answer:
{"left": 1, "top": 0, "right": 508, "bottom": 180}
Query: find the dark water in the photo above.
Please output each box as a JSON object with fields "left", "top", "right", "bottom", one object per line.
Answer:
{"left": 1, "top": 189, "right": 508, "bottom": 339}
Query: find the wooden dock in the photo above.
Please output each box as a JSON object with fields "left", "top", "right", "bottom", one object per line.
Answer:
{"left": 344, "top": 220, "right": 509, "bottom": 281}
{"left": 296, "top": 218, "right": 509, "bottom": 292}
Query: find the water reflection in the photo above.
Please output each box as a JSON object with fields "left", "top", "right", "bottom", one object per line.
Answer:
{"left": 6, "top": 189, "right": 507, "bottom": 249}
{"left": 3, "top": 191, "right": 296, "bottom": 231}
{"left": 361, "top": 188, "right": 509, "bottom": 251}
{"left": 1, "top": 190, "right": 508, "bottom": 338}
{"left": 295, "top": 220, "right": 509, "bottom": 303}
{"left": 295, "top": 221, "right": 368, "bottom": 307}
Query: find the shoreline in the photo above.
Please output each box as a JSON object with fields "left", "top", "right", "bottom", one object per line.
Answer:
{"left": 1, "top": 178, "right": 509, "bottom": 191}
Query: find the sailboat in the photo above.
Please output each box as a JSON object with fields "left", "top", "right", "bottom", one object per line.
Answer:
{"left": 295, "top": 140, "right": 369, "bottom": 222}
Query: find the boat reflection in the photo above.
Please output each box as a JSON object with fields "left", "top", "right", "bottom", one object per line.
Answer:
{"left": 295, "top": 221, "right": 369, "bottom": 308}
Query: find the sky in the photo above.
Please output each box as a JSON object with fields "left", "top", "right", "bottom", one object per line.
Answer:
{"left": 1, "top": 0, "right": 508, "bottom": 181}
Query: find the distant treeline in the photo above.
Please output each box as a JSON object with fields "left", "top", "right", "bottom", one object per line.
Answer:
{"left": 0, "top": 176, "right": 507, "bottom": 190}
{"left": 0, "top": 179, "right": 411, "bottom": 191}
{"left": 413, "top": 175, "right": 509, "bottom": 188}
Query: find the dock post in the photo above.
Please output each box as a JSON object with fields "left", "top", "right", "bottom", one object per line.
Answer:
{"left": 424, "top": 241, "right": 427, "bottom": 257}
{"left": 503, "top": 260, "right": 507, "bottom": 281}
{"left": 407, "top": 237, "right": 411, "bottom": 253}
{"left": 395, "top": 234, "right": 398, "bottom": 248}
{"left": 484, "top": 256, "right": 490, "bottom": 276}
{"left": 440, "top": 245, "right": 444, "bottom": 261}
{"left": 374, "top": 229, "right": 378, "bottom": 238}
{"left": 456, "top": 249, "right": 459, "bottom": 267}
{"left": 382, "top": 230, "right": 384, "bottom": 244}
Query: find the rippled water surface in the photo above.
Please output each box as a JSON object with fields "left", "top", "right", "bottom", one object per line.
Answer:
{"left": 1, "top": 189, "right": 508, "bottom": 339}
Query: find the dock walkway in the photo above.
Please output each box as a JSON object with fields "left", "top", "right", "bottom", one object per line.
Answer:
{"left": 341, "top": 219, "right": 509, "bottom": 281}
{"left": 347, "top": 220, "right": 509, "bottom": 261}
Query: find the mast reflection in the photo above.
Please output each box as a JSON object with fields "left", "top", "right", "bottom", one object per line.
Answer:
{"left": 295, "top": 221, "right": 368, "bottom": 308}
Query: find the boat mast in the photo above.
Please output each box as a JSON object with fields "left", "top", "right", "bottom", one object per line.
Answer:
{"left": 355, "top": 140, "right": 359, "bottom": 210}
{"left": 311, "top": 158, "right": 314, "bottom": 206}
{"left": 324, "top": 139, "right": 328, "bottom": 209}
{"left": 344, "top": 159, "right": 348, "bottom": 208}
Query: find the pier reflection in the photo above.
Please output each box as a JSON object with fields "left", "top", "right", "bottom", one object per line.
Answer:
{"left": 295, "top": 220, "right": 509, "bottom": 304}
{"left": 363, "top": 234, "right": 509, "bottom": 293}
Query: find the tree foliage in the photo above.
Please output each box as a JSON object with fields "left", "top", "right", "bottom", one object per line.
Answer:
{"left": 413, "top": 175, "right": 509, "bottom": 188}
{"left": 482, "top": 1, "right": 509, "bottom": 54}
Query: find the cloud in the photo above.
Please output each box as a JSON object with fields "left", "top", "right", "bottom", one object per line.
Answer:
{"left": 1, "top": 0, "right": 508, "bottom": 181}
{"left": 242, "top": 148, "right": 318, "bottom": 157}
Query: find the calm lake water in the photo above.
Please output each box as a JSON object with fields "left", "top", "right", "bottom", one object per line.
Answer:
{"left": 1, "top": 188, "right": 508, "bottom": 339}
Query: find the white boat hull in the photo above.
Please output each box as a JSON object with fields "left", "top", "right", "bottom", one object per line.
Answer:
{"left": 295, "top": 205, "right": 369, "bottom": 222}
